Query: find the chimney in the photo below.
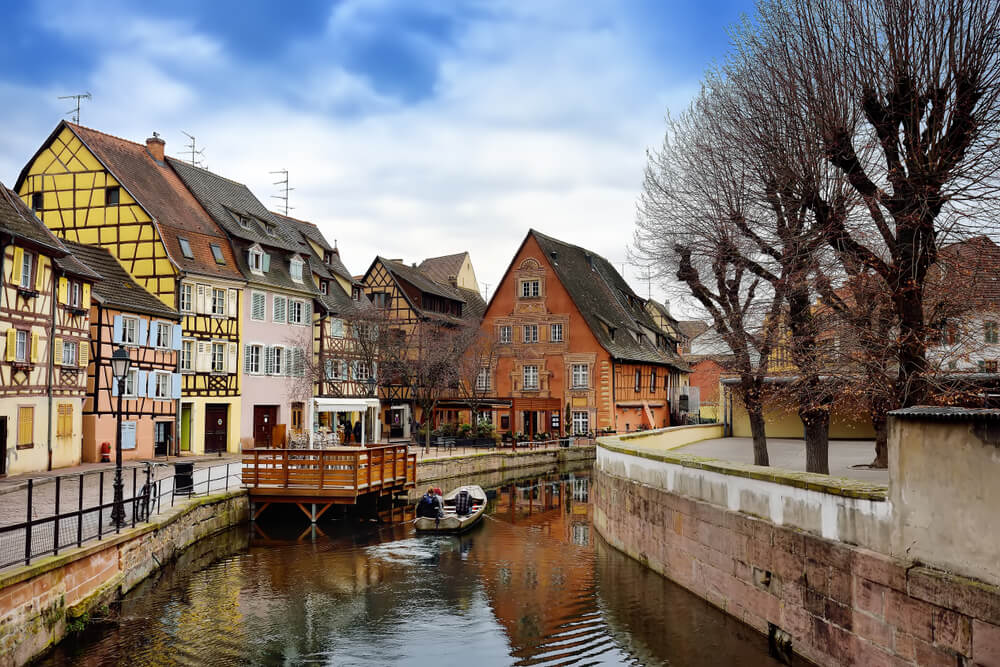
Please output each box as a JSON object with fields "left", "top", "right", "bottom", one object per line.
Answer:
{"left": 146, "top": 132, "right": 165, "bottom": 162}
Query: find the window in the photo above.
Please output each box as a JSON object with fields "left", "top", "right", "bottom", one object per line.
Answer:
{"left": 152, "top": 322, "right": 171, "bottom": 349}
{"left": 212, "top": 288, "right": 226, "bottom": 316}
{"left": 523, "top": 365, "right": 539, "bottom": 390}
{"left": 123, "top": 369, "right": 137, "bottom": 397}
{"left": 17, "top": 406, "right": 33, "bottom": 448}
{"left": 986, "top": 321, "right": 998, "bottom": 344}
{"left": 634, "top": 369, "right": 641, "bottom": 392}
{"left": 238, "top": 214, "right": 250, "bottom": 229}
{"left": 476, "top": 368, "right": 490, "bottom": 391}
{"left": 264, "top": 223, "right": 277, "bottom": 237}
{"left": 57, "top": 404, "right": 73, "bottom": 437}
{"left": 210, "top": 244, "right": 226, "bottom": 265}
{"left": 153, "top": 372, "right": 170, "bottom": 399}
{"left": 19, "top": 252, "right": 33, "bottom": 289}
{"left": 31, "top": 193, "right": 42, "bottom": 212}
{"left": 181, "top": 340, "right": 193, "bottom": 372}
{"left": 246, "top": 344, "right": 262, "bottom": 374}
{"left": 550, "top": 323, "right": 563, "bottom": 342}
{"left": 499, "top": 326, "right": 512, "bottom": 344}
{"left": 523, "top": 324, "right": 538, "bottom": 343}
{"left": 330, "top": 318, "right": 345, "bottom": 338}
{"left": 988, "top": 360, "right": 999, "bottom": 373}
{"left": 352, "top": 286, "right": 362, "bottom": 301}
{"left": 572, "top": 411, "right": 590, "bottom": 435}
{"left": 178, "top": 237, "right": 194, "bottom": 259}
{"left": 651, "top": 369, "right": 657, "bottom": 392}
{"left": 212, "top": 342, "right": 226, "bottom": 372}
{"left": 15, "top": 330, "right": 28, "bottom": 362}
{"left": 180, "top": 284, "right": 193, "bottom": 312}
{"left": 250, "top": 292, "right": 265, "bottom": 321}
{"left": 122, "top": 316, "right": 138, "bottom": 345}
{"left": 69, "top": 281, "right": 81, "bottom": 308}
{"left": 106, "top": 186, "right": 120, "bottom": 206}
{"left": 62, "top": 340, "right": 77, "bottom": 367}
{"left": 500, "top": 415, "right": 510, "bottom": 430}
{"left": 571, "top": 364, "right": 589, "bottom": 388}
{"left": 273, "top": 295, "right": 286, "bottom": 323}
{"left": 320, "top": 281, "right": 328, "bottom": 295}
{"left": 355, "top": 360, "right": 371, "bottom": 382}
{"left": 520, "top": 280, "right": 540, "bottom": 298}
{"left": 290, "top": 257, "right": 304, "bottom": 282}
{"left": 271, "top": 346, "right": 283, "bottom": 375}
{"left": 372, "top": 292, "right": 389, "bottom": 308}
{"left": 291, "top": 403, "right": 304, "bottom": 434}
{"left": 249, "top": 248, "right": 263, "bottom": 273}
{"left": 289, "top": 299, "right": 307, "bottom": 325}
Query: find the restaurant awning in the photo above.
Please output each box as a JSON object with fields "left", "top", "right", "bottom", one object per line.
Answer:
{"left": 314, "top": 397, "right": 381, "bottom": 412}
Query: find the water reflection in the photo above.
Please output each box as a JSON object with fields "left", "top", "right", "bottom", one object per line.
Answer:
{"left": 42, "top": 470, "right": 787, "bottom": 666}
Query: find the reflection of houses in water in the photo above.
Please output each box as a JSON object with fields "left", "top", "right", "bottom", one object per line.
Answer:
{"left": 494, "top": 474, "right": 593, "bottom": 546}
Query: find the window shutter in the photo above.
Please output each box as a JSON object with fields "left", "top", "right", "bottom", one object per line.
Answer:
{"left": 303, "top": 301, "right": 312, "bottom": 323}
{"left": 134, "top": 370, "right": 146, "bottom": 397}
{"left": 82, "top": 283, "right": 91, "bottom": 309}
{"left": 262, "top": 253, "right": 270, "bottom": 273}
{"left": 172, "top": 373, "right": 182, "bottom": 399}
{"left": 228, "top": 289, "right": 238, "bottom": 318}
{"left": 112, "top": 374, "right": 119, "bottom": 396}
{"left": 273, "top": 296, "right": 285, "bottom": 323}
{"left": 11, "top": 247, "right": 22, "bottom": 285}
{"left": 196, "top": 285, "right": 207, "bottom": 314}
{"left": 113, "top": 315, "right": 123, "bottom": 344}
{"left": 30, "top": 331, "right": 39, "bottom": 363}
{"left": 146, "top": 371, "right": 157, "bottom": 398}
{"left": 58, "top": 277, "right": 68, "bottom": 304}
{"left": 172, "top": 325, "right": 182, "bottom": 351}
{"left": 293, "top": 348, "right": 304, "bottom": 377}
{"left": 228, "top": 342, "right": 238, "bottom": 373}
{"left": 264, "top": 346, "right": 274, "bottom": 375}
{"left": 138, "top": 319, "right": 149, "bottom": 346}
{"left": 196, "top": 342, "right": 209, "bottom": 372}
{"left": 121, "top": 421, "right": 137, "bottom": 450}
{"left": 244, "top": 344, "right": 252, "bottom": 373}
{"left": 53, "top": 338, "right": 63, "bottom": 366}
{"left": 78, "top": 341, "right": 88, "bottom": 368}
{"left": 35, "top": 256, "right": 45, "bottom": 292}
{"left": 282, "top": 348, "right": 291, "bottom": 376}
{"left": 351, "top": 361, "right": 358, "bottom": 380}
{"left": 5, "top": 329, "right": 15, "bottom": 362}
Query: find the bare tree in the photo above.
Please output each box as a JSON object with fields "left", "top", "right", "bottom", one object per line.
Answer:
{"left": 454, "top": 328, "right": 503, "bottom": 431}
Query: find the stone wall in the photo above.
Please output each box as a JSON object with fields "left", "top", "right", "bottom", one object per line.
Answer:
{"left": 415, "top": 445, "right": 595, "bottom": 485}
{"left": 594, "top": 449, "right": 1000, "bottom": 666}
{"left": 0, "top": 490, "right": 248, "bottom": 666}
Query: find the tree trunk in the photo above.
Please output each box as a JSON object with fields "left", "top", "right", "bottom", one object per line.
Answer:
{"left": 746, "top": 402, "right": 769, "bottom": 467}
{"left": 870, "top": 406, "right": 889, "bottom": 469}
{"left": 801, "top": 409, "right": 830, "bottom": 475}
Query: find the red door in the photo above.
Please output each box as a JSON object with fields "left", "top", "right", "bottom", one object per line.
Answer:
{"left": 204, "top": 405, "right": 228, "bottom": 453}
{"left": 253, "top": 405, "right": 278, "bottom": 447}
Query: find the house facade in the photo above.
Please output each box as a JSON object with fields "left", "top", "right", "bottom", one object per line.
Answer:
{"left": 16, "top": 123, "right": 245, "bottom": 455}
{"left": 67, "top": 241, "right": 181, "bottom": 461}
{"left": 0, "top": 185, "right": 99, "bottom": 474}
{"left": 481, "top": 230, "right": 688, "bottom": 437}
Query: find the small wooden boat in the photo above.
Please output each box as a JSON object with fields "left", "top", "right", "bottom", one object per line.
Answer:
{"left": 414, "top": 485, "right": 487, "bottom": 533}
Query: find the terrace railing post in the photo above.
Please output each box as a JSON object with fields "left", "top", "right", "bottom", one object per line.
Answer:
{"left": 24, "top": 479, "right": 33, "bottom": 566}
{"left": 98, "top": 471, "right": 104, "bottom": 539}
{"left": 76, "top": 474, "right": 84, "bottom": 548}
{"left": 283, "top": 449, "right": 290, "bottom": 488}
{"left": 131, "top": 467, "right": 138, "bottom": 528}
{"left": 54, "top": 476, "right": 60, "bottom": 556}
{"left": 318, "top": 450, "right": 326, "bottom": 490}
{"left": 254, "top": 450, "right": 260, "bottom": 487}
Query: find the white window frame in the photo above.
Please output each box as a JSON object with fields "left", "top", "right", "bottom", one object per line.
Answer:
{"left": 520, "top": 280, "right": 540, "bottom": 298}
{"left": 273, "top": 295, "right": 287, "bottom": 323}
{"left": 289, "top": 300, "right": 305, "bottom": 325}
{"left": 249, "top": 248, "right": 263, "bottom": 274}
{"left": 179, "top": 284, "right": 193, "bottom": 313}
{"left": 523, "top": 365, "right": 539, "bottom": 390}
{"left": 123, "top": 369, "right": 137, "bottom": 397}
{"left": 499, "top": 325, "right": 512, "bottom": 344}
{"left": 69, "top": 281, "right": 81, "bottom": 308}
{"left": 19, "top": 252, "right": 33, "bottom": 289}
{"left": 550, "top": 323, "right": 563, "bottom": 342}
{"left": 523, "top": 324, "right": 538, "bottom": 344}
{"left": 476, "top": 368, "right": 490, "bottom": 391}
{"left": 571, "top": 363, "right": 589, "bottom": 388}
{"left": 62, "top": 340, "right": 78, "bottom": 367}
{"left": 272, "top": 346, "right": 283, "bottom": 376}
{"left": 15, "top": 330, "right": 28, "bottom": 362}
{"left": 152, "top": 321, "right": 171, "bottom": 349}
{"left": 211, "top": 288, "right": 226, "bottom": 317}
{"left": 247, "top": 344, "right": 262, "bottom": 374}
{"left": 290, "top": 257, "right": 304, "bottom": 283}
{"left": 250, "top": 291, "right": 265, "bottom": 321}
{"left": 355, "top": 360, "right": 370, "bottom": 382}
{"left": 153, "top": 371, "right": 171, "bottom": 399}
{"left": 211, "top": 342, "right": 226, "bottom": 373}
{"left": 121, "top": 316, "right": 139, "bottom": 345}
{"left": 181, "top": 339, "right": 194, "bottom": 372}
{"left": 572, "top": 411, "right": 590, "bottom": 436}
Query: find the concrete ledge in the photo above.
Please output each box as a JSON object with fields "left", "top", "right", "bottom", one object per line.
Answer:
{"left": 608, "top": 423, "right": 725, "bottom": 450}
{"left": 416, "top": 445, "right": 595, "bottom": 484}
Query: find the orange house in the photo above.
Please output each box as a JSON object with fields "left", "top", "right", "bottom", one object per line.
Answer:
{"left": 481, "top": 230, "right": 688, "bottom": 437}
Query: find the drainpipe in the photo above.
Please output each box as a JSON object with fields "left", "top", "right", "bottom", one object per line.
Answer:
{"left": 46, "top": 265, "right": 59, "bottom": 471}
{"left": 610, "top": 360, "right": 617, "bottom": 433}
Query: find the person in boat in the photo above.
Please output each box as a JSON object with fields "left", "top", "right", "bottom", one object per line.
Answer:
{"left": 417, "top": 487, "right": 443, "bottom": 518}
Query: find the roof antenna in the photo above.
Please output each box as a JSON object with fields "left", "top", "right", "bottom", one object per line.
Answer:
{"left": 58, "top": 92, "right": 91, "bottom": 124}
{"left": 181, "top": 131, "right": 205, "bottom": 167}
{"left": 481, "top": 282, "right": 491, "bottom": 301}
{"left": 270, "top": 169, "right": 293, "bottom": 216}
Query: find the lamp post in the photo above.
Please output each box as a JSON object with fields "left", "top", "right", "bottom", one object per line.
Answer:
{"left": 110, "top": 345, "right": 132, "bottom": 529}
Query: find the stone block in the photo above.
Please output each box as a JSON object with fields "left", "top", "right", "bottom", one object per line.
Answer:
{"left": 908, "top": 566, "right": 1000, "bottom": 626}
{"left": 805, "top": 534, "right": 854, "bottom": 572}
{"left": 973, "top": 619, "right": 1000, "bottom": 667}
{"left": 855, "top": 577, "right": 888, "bottom": 618}
{"left": 893, "top": 629, "right": 916, "bottom": 661}
{"left": 826, "top": 599, "right": 853, "bottom": 631}
{"left": 853, "top": 549, "right": 907, "bottom": 592}
{"left": 804, "top": 559, "right": 830, "bottom": 596}
{"left": 771, "top": 545, "right": 804, "bottom": 583}
{"left": 931, "top": 606, "right": 972, "bottom": 657}
{"left": 828, "top": 569, "right": 852, "bottom": 606}
{"left": 852, "top": 636, "right": 912, "bottom": 667}
{"left": 854, "top": 611, "right": 893, "bottom": 649}
{"left": 886, "top": 590, "right": 935, "bottom": 642}
{"left": 773, "top": 528, "right": 805, "bottom": 556}
{"left": 913, "top": 637, "right": 961, "bottom": 667}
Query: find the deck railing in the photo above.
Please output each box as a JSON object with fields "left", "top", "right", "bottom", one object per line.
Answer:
{"left": 241, "top": 445, "right": 416, "bottom": 498}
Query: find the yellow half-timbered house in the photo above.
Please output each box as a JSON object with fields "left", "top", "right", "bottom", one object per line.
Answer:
{"left": 16, "top": 123, "right": 245, "bottom": 455}
{"left": 0, "top": 184, "right": 100, "bottom": 474}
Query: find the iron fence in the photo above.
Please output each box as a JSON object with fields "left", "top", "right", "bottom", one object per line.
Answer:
{"left": 0, "top": 461, "right": 241, "bottom": 571}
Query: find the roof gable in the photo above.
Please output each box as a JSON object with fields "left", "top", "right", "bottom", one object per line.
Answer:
{"left": 63, "top": 240, "right": 178, "bottom": 318}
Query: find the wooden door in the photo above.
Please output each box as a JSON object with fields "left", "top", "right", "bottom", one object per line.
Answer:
{"left": 253, "top": 405, "right": 278, "bottom": 447}
{"left": 154, "top": 421, "right": 172, "bottom": 456}
{"left": 205, "top": 405, "right": 228, "bottom": 453}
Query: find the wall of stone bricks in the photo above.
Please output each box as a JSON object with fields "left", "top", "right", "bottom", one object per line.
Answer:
{"left": 415, "top": 445, "right": 595, "bottom": 484}
{"left": 593, "top": 468, "right": 1000, "bottom": 666}
{"left": 0, "top": 491, "right": 248, "bottom": 667}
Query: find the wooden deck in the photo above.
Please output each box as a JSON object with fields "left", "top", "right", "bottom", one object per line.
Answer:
{"left": 242, "top": 445, "right": 417, "bottom": 521}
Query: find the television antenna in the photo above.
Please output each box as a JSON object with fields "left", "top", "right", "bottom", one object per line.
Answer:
{"left": 270, "top": 169, "right": 293, "bottom": 216}
{"left": 58, "top": 92, "right": 91, "bottom": 124}
{"left": 181, "top": 131, "right": 205, "bottom": 167}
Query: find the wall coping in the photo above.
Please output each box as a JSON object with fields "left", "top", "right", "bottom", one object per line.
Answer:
{"left": 597, "top": 440, "right": 888, "bottom": 501}
{"left": 614, "top": 422, "right": 721, "bottom": 442}
{"left": 0, "top": 489, "right": 247, "bottom": 591}
{"left": 418, "top": 444, "right": 595, "bottom": 464}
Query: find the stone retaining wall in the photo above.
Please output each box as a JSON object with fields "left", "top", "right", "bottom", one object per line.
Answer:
{"left": 0, "top": 490, "right": 248, "bottom": 666}
{"left": 594, "top": 452, "right": 1000, "bottom": 666}
{"left": 415, "top": 445, "right": 595, "bottom": 485}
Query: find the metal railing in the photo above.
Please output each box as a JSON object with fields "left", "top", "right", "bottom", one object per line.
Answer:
{"left": 0, "top": 461, "right": 241, "bottom": 571}
{"left": 416, "top": 435, "right": 596, "bottom": 457}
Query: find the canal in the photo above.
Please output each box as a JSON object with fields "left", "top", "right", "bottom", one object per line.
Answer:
{"left": 42, "top": 463, "right": 791, "bottom": 666}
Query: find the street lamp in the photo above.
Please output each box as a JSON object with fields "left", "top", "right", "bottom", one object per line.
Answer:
{"left": 110, "top": 345, "right": 132, "bottom": 529}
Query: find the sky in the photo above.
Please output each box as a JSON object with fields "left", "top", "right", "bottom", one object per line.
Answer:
{"left": 0, "top": 0, "right": 754, "bottom": 307}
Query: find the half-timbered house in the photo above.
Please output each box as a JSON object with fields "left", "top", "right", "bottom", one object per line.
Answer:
{"left": 480, "top": 230, "right": 688, "bottom": 438}
{"left": 16, "top": 123, "right": 246, "bottom": 455}
{"left": 0, "top": 185, "right": 100, "bottom": 474}
{"left": 65, "top": 241, "right": 181, "bottom": 461}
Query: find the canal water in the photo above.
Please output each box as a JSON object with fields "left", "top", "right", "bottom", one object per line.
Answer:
{"left": 42, "top": 464, "right": 790, "bottom": 666}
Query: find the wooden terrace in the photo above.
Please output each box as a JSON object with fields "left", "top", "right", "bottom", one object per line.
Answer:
{"left": 242, "top": 444, "right": 417, "bottom": 521}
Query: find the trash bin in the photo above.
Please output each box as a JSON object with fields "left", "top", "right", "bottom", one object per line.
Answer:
{"left": 174, "top": 462, "right": 195, "bottom": 495}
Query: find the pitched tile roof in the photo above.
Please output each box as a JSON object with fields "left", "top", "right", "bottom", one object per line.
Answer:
{"left": 528, "top": 230, "right": 687, "bottom": 369}
{"left": 0, "top": 185, "right": 100, "bottom": 280}
{"left": 381, "top": 257, "right": 465, "bottom": 302}
{"left": 62, "top": 123, "right": 243, "bottom": 282}
{"left": 676, "top": 320, "right": 709, "bottom": 341}
{"left": 932, "top": 235, "right": 1000, "bottom": 311}
{"left": 418, "top": 252, "right": 468, "bottom": 286}
{"left": 270, "top": 211, "right": 357, "bottom": 284}
{"left": 62, "top": 240, "right": 178, "bottom": 319}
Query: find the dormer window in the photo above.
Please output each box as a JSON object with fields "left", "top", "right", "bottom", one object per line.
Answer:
{"left": 249, "top": 247, "right": 263, "bottom": 274}
{"left": 178, "top": 237, "right": 194, "bottom": 259}
{"left": 290, "top": 256, "right": 304, "bottom": 282}
{"left": 238, "top": 214, "right": 250, "bottom": 229}
{"left": 210, "top": 244, "right": 226, "bottom": 265}
{"left": 264, "top": 224, "right": 277, "bottom": 237}
{"left": 320, "top": 281, "right": 328, "bottom": 295}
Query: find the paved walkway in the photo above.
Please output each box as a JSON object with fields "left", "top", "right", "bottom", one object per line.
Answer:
{"left": 674, "top": 437, "right": 888, "bottom": 483}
